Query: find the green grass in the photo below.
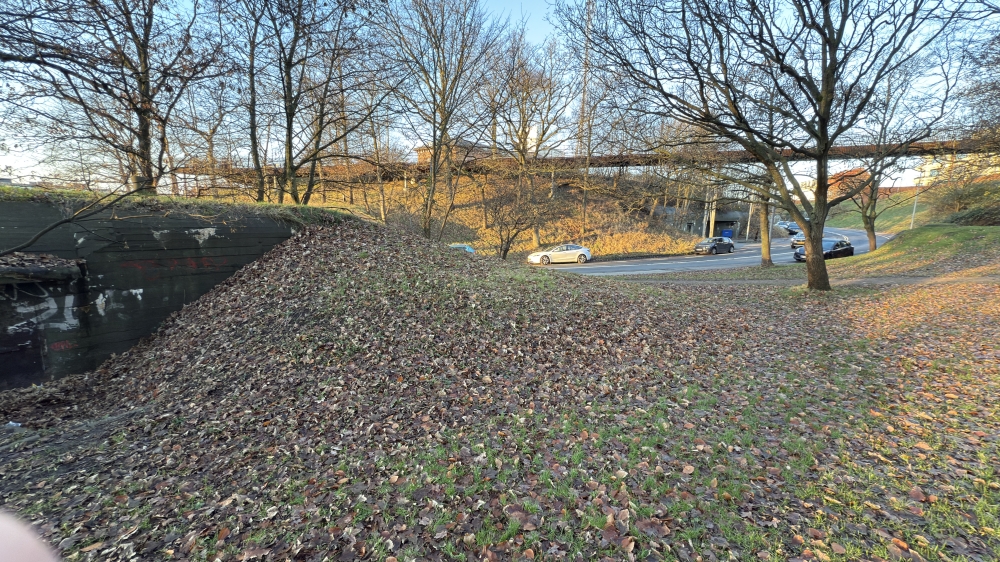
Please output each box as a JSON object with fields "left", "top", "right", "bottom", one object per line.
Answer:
{"left": 826, "top": 193, "right": 933, "bottom": 233}
{"left": 829, "top": 224, "right": 1000, "bottom": 278}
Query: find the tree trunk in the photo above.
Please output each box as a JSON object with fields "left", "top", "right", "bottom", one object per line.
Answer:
{"left": 135, "top": 30, "right": 155, "bottom": 196}
{"left": 863, "top": 211, "right": 878, "bottom": 251}
{"left": 529, "top": 174, "right": 541, "bottom": 248}
{"left": 759, "top": 201, "right": 773, "bottom": 267}
{"left": 806, "top": 156, "right": 833, "bottom": 290}
{"left": 421, "top": 146, "right": 437, "bottom": 238}
{"left": 804, "top": 234, "right": 832, "bottom": 290}
{"left": 435, "top": 155, "right": 455, "bottom": 241}
{"left": 481, "top": 174, "right": 488, "bottom": 229}
{"left": 859, "top": 190, "right": 879, "bottom": 251}
{"left": 248, "top": 24, "right": 266, "bottom": 202}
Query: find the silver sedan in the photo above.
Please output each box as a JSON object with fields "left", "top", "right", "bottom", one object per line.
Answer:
{"left": 528, "top": 244, "right": 592, "bottom": 265}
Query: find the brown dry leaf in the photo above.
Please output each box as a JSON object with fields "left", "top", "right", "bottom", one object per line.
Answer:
{"left": 621, "top": 536, "right": 635, "bottom": 553}
{"left": 682, "top": 465, "right": 695, "bottom": 474}
{"left": 80, "top": 542, "right": 104, "bottom": 553}
{"left": 832, "top": 543, "right": 847, "bottom": 555}
{"left": 236, "top": 548, "right": 270, "bottom": 561}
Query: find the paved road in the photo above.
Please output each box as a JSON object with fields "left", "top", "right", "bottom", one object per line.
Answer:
{"left": 549, "top": 228, "right": 890, "bottom": 276}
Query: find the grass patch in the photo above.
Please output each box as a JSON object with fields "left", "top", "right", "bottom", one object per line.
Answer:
{"left": 826, "top": 193, "right": 933, "bottom": 233}
{"left": 828, "top": 224, "right": 1000, "bottom": 278}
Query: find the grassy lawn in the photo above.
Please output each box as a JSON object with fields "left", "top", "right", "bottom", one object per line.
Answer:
{"left": 1, "top": 221, "right": 997, "bottom": 561}
{"left": 826, "top": 194, "right": 935, "bottom": 234}
{"left": 830, "top": 225, "right": 1000, "bottom": 278}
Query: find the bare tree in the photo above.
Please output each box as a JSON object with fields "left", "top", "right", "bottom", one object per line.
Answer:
{"left": 258, "top": 0, "right": 380, "bottom": 205}
{"left": 379, "top": 0, "right": 506, "bottom": 238}
{"left": 215, "top": 0, "right": 277, "bottom": 202}
{"left": 557, "top": 0, "right": 968, "bottom": 289}
{"left": 0, "top": 0, "right": 221, "bottom": 191}
{"left": 481, "top": 175, "right": 549, "bottom": 259}
{"left": 495, "top": 35, "right": 577, "bottom": 246}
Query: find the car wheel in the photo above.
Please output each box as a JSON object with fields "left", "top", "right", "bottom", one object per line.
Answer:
{"left": 577, "top": 254, "right": 587, "bottom": 264}
{"left": 710, "top": 247, "right": 717, "bottom": 255}
{"left": 540, "top": 255, "right": 550, "bottom": 265}
{"left": 728, "top": 245, "right": 734, "bottom": 253}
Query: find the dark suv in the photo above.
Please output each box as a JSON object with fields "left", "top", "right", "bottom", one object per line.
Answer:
{"left": 694, "top": 237, "right": 735, "bottom": 255}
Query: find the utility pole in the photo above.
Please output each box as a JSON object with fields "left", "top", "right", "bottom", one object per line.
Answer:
{"left": 702, "top": 198, "right": 710, "bottom": 237}
{"left": 577, "top": 0, "right": 595, "bottom": 237}
{"left": 910, "top": 190, "right": 919, "bottom": 230}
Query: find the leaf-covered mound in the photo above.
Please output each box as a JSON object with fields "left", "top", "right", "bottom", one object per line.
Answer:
{"left": 0, "top": 221, "right": 997, "bottom": 562}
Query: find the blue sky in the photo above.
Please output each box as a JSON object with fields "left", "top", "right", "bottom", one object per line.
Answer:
{"left": 485, "top": 0, "right": 556, "bottom": 44}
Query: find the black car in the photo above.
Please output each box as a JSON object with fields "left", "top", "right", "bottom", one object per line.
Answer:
{"left": 694, "top": 237, "right": 735, "bottom": 255}
{"left": 784, "top": 219, "right": 810, "bottom": 236}
{"left": 793, "top": 238, "right": 854, "bottom": 261}
{"left": 778, "top": 221, "right": 798, "bottom": 234}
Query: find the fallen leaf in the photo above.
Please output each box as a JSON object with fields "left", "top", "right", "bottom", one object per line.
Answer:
{"left": 622, "top": 536, "right": 635, "bottom": 552}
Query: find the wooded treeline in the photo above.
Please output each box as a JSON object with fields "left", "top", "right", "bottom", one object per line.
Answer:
{"left": 1, "top": 0, "right": 996, "bottom": 287}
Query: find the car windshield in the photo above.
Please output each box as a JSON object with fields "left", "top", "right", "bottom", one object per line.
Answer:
{"left": 547, "top": 246, "right": 562, "bottom": 252}
{"left": 822, "top": 240, "right": 838, "bottom": 250}
{"left": 698, "top": 238, "right": 714, "bottom": 244}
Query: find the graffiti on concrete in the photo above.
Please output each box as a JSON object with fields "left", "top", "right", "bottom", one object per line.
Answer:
{"left": 186, "top": 227, "right": 217, "bottom": 245}
{"left": 93, "top": 288, "right": 143, "bottom": 316}
{"left": 5, "top": 284, "right": 80, "bottom": 335}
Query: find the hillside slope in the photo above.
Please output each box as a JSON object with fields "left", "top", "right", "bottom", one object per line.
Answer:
{"left": 1, "top": 221, "right": 997, "bottom": 561}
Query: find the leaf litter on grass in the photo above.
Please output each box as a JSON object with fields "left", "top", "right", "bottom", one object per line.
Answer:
{"left": 0, "top": 220, "right": 997, "bottom": 561}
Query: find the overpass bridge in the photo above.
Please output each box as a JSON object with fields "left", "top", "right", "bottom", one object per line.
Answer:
{"left": 180, "top": 139, "right": 983, "bottom": 183}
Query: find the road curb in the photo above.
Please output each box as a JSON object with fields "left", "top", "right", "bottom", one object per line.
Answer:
{"left": 588, "top": 252, "right": 691, "bottom": 263}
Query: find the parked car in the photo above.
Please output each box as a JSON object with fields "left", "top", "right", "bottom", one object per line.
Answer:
{"left": 528, "top": 244, "right": 591, "bottom": 265}
{"left": 793, "top": 238, "right": 854, "bottom": 261}
{"left": 448, "top": 243, "right": 475, "bottom": 254}
{"left": 790, "top": 232, "right": 807, "bottom": 248}
{"left": 694, "top": 237, "right": 735, "bottom": 255}
{"left": 784, "top": 219, "right": 810, "bottom": 235}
